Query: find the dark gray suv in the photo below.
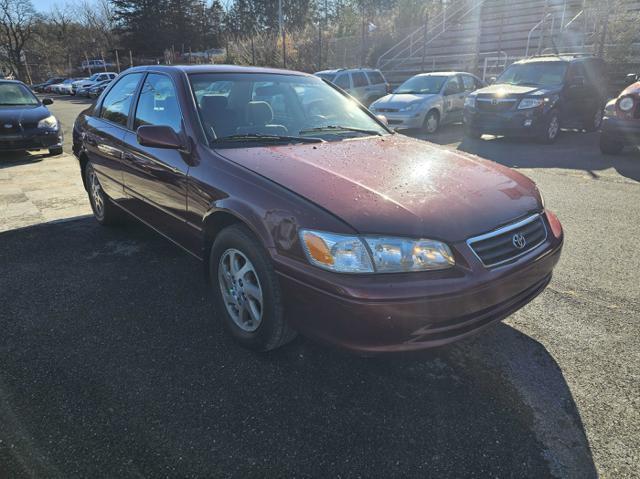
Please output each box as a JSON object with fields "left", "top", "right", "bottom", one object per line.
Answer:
{"left": 463, "top": 55, "right": 608, "bottom": 143}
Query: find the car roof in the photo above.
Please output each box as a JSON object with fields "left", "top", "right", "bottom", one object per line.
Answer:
{"left": 413, "top": 71, "right": 468, "bottom": 77}
{"left": 514, "top": 55, "right": 603, "bottom": 65}
{"left": 0, "top": 79, "right": 26, "bottom": 86}
{"left": 125, "top": 64, "right": 312, "bottom": 78}
{"left": 314, "top": 68, "right": 380, "bottom": 75}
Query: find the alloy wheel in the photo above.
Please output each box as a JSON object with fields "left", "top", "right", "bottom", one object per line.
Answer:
{"left": 89, "top": 170, "right": 105, "bottom": 219}
{"left": 548, "top": 115, "right": 559, "bottom": 140}
{"left": 425, "top": 113, "right": 439, "bottom": 133}
{"left": 218, "top": 248, "right": 264, "bottom": 332}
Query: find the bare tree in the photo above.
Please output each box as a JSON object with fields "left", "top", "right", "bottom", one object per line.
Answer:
{"left": 0, "top": 0, "right": 38, "bottom": 80}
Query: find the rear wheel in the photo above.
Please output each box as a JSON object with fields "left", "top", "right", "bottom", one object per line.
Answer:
{"left": 539, "top": 110, "right": 560, "bottom": 144}
{"left": 599, "top": 133, "right": 624, "bottom": 155}
{"left": 210, "top": 224, "right": 296, "bottom": 352}
{"left": 585, "top": 106, "right": 603, "bottom": 132}
{"left": 423, "top": 110, "right": 440, "bottom": 134}
{"left": 84, "top": 162, "right": 121, "bottom": 225}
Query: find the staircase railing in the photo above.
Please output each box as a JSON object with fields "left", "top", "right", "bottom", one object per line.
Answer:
{"left": 525, "top": 13, "right": 555, "bottom": 57}
{"left": 376, "top": 0, "right": 484, "bottom": 71}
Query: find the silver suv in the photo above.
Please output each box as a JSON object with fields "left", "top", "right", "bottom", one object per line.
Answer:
{"left": 314, "top": 68, "right": 390, "bottom": 106}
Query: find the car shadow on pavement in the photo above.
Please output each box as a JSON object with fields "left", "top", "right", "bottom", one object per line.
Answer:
{"left": 0, "top": 151, "right": 51, "bottom": 169}
{"left": 407, "top": 124, "right": 640, "bottom": 183}
{"left": 0, "top": 217, "right": 597, "bottom": 478}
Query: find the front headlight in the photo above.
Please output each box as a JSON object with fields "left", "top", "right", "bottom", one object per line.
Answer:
{"left": 300, "top": 230, "right": 455, "bottom": 273}
{"left": 464, "top": 96, "right": 476, "bottom": 108}
{"left": 518, "top": 98, "right": 544, "bottom": 110}
{"left": 38, "top": 115, "right": 58, "bottom": 130}
{"left": 619, "top": 96, "right": 635, "bottom": 112}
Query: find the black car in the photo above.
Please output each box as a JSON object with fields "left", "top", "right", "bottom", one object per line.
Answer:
{"left": 32, "top": 77, "right": 66, "bottom": 93}
{"left": 0, "top": 80, "right": 63, "bottom": 155}
{"left": 463, "top": 55, "right": 607, "bottom": 143}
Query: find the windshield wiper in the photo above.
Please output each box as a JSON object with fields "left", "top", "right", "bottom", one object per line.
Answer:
{"left": 299, "top": 125, "right": 382, "bottom": 136}
{"left": 213, "top": 133, "right": 324, "bottom": 144}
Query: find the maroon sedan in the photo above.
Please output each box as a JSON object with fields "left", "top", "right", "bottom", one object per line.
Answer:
{"left": 72, "top": 65, "right": 563, "bottom": 354}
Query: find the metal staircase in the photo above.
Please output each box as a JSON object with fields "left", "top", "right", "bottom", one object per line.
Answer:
{"left": 376, "top": 0, "right": 598, "bottom": 86}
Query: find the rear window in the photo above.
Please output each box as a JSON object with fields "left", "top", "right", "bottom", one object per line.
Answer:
{"left": 366, "top": 71, "right": 385, "bottom": 85}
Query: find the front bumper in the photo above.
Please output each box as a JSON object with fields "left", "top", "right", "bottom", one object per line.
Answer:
{"left": 601, "top": 116, "right": 640, "bottom": 145}
{"left": 275, "top": 211, "right": 563, "bottom": 354}
{"left": 372, "top": 110, "right": 425, "bottom": 130}
{"left": 464, "top": 107, "right": 548, "bottom": 136}
{"left": 0, "top": 129, "right": 63, "bottom": 151}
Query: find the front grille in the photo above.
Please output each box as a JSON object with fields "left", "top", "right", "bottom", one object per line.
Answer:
{"left": 476, "top": 97, "right": 518, "bottom": 112}
{"left": 467, "top": 214, "right": 547, "bottom": 267}
{"left": 0, "top": 124, "right": 21, "bottom": 135}
{"left": 377, "top": 107, "right": 399, "bottom": 113}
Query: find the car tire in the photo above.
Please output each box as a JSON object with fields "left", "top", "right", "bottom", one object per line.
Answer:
{"left": 464, "top": 126, "right": 482, "bottom": 139}
{"left": 599, "top": 133, "right": 624, "bottom": 155}
{"left": 423, "top": 110, "right": 440, "bottom": 134}
{"left": 585, "top": 106, "right": 604, "bottom": 132}
{"left": 48, "top": 146, "right": 63, "bottom": 156}
{"left": 84, "top": 162, "right": 121, "bottom": 225}
{"left": 539, "top": 110, "right": 560, "bottom": 144}
{"left": 210, "top": 224, "right": 296, "bottom": 352}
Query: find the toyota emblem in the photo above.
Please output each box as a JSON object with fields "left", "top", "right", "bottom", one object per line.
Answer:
{"left": 512, "top": 233, "right": 527, "bottom": 249}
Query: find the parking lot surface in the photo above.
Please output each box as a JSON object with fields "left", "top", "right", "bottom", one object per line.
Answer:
{"left": 0, "top": 97, "right": 638, "bottom": 478}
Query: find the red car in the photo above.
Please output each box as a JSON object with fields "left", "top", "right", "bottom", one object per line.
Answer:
{"left": 72, "top": 65, "right": 563, "bottom": 354}
{"left": 600, "top": 76, "right": 640, "bottom": 154}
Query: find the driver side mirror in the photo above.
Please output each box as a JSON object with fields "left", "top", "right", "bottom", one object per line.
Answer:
{"left": 137, "top": 125, "right": 183, "bottom": 149}
{"left": 626, "top": 73, "right": 639, "bottom": 85}
{"left": 488, "top": 76, "right": 497, "bottom": 85}
{"left": 42, "top": 98, "right": 53, "bottom": 105}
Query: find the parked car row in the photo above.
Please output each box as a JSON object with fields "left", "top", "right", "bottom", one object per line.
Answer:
{"left": 30, "top": 72, "right": 117, "bottom": 97}
{"left": 317, "top": 55, "right": 637, "bottom": 154}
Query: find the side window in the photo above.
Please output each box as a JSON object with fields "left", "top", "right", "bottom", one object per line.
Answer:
{"left": 100, "top": 73, "right": 144, "bottom": 127}
{"left": 444, "top": 76, "right": 462, "bottom": 95}
{"left": 334, "top": 74, "right": 350, "bottom": 90}
{"left": 352, "top": 72, "right": 368, "bottom": 88}
{"left": 462, "top": 75, "right": 476, "bottom": 92}
{"left": 134, "top": 73, "right": 182, "bottom": 132}
{"left": 567, "top": 63, "right": 586, "bottom": 85}
{"left": 366, "top": 71, "right": 385, "bottom": 85}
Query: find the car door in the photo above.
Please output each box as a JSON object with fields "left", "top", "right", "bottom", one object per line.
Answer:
{"left": 350, "top": 71, "right": 369, "bottom": 103}
{"left": 333, "top": 73, "right": 351, "bottom": 95}
{"left": 84, "top": 72, "right": 144, "bottom": 204}
{"left": 564, "top": 63, "right": 589, "bottom": 124}
{"left": 442, "top": 76, "right": 465, "bottom": 123}
{"left": 120, "top": 72, "right": 192, "bottom": 245}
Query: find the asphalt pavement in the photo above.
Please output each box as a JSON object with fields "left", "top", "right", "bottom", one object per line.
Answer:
{"left": 0, "top": 96, "right": 638, "bottom": 478}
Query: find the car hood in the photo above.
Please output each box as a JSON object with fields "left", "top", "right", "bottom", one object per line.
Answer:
{"left": 475, "top": 83, "right": 558, "bottom": 97}
{"left": 217, "top": 135, "right": 542, "bottom": 241}
{"left": 373, "top": 93, "right": 437, "bottom": 109}
{"left": 0, "top": 104, "right": 51, "bottom": 125}
{"left": 620, "top": 81, "right": 640, "bottom": 97}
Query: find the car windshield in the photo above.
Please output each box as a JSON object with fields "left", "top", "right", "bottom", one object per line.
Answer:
{"left": 496, "top": 62, "right": 568, "bottom": 86}
{"left": 0, "top": 83, "right": 39, "bottom": 106}
{"left": 395, "top": 75, "right": 447, "bottom": 94}
{"left": 190, "top": 73, "right": 389, "bottom": 145}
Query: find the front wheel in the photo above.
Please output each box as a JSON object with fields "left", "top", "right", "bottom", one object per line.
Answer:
{"left": 48, "top": 146, "right": 63, "bottom": 156}
{"left": 422, "top": 110, "right": 440, "bottom": 134}
{"left": 539, "top": 110, "right": 560, "bottom": 144}
{"left": 210, "top": 224, "right": 296, "bottom": 352}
